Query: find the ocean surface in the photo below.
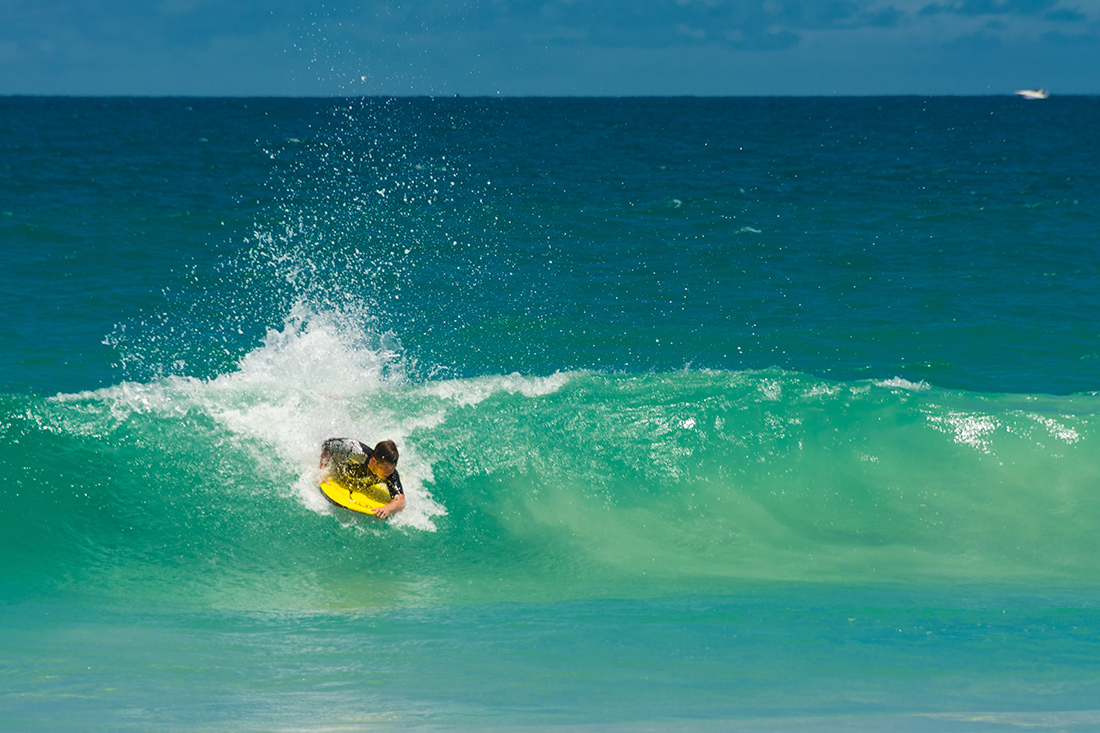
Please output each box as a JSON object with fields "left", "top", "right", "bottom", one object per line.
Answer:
{"left": 2, "top": 95, "right": 1099, "bottom": 730}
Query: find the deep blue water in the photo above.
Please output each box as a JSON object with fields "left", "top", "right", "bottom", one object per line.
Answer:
{"left": 1, "top": 95, "right": 1099, "bottom": 730}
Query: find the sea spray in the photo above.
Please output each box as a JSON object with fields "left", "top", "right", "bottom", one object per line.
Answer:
{"left": 6, "top": 312, "right": 1097, "bottom": 611}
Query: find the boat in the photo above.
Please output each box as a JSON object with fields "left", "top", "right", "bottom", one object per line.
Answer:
{"left": 1015, "top": 89, "right": 1049, "bottom": 100}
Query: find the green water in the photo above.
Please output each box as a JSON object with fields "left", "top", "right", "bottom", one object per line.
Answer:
{"left": 6, "top": 330, "right": 1099, "bottom": 612}
{"left": 3, "top": 95, "right": 1100, "bottom": 729}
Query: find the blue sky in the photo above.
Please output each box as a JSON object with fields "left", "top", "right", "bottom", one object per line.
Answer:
{"left": 2, "top": 0, "right": 1097, "bottom": 95}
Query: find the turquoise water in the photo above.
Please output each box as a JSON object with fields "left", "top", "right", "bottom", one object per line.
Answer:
{"left": 2, "top": 96, "right": 1100, "bottom": 730}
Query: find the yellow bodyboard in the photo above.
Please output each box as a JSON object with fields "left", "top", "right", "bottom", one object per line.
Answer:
{"left": 319, "top": 476, "right": 392, "bottom": 515}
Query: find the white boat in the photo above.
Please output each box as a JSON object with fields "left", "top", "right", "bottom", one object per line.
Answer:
{"left": 1015, "top": 89, "right": 1049, "bottom": 99}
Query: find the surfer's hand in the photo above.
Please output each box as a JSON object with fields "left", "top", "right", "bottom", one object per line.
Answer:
{"left": 373, "top": 495, "right": 404, "bottom": 520}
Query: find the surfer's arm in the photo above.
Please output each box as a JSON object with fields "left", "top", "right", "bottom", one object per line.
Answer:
{"left": 373, "top": 493, "right": 405, "bottom": 520}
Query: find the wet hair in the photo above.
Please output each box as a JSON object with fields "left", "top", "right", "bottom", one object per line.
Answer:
{"left": 373, "top": 440, "right": 399, "bottom": 466}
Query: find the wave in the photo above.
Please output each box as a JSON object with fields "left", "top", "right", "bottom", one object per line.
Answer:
{"left": 3, "top": 308, "right": 1098, "bottom": 610}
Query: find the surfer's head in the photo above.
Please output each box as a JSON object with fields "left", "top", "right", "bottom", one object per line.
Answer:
{"left": 373, "top": 440, "right": 399, "bottom": 465}
{"left": 368, "top": 440, "right": 399, "bottom": 480}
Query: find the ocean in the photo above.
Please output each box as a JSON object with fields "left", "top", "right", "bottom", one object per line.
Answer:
{"left": 1, "top": 95, "right": 1099, "bottom": 730}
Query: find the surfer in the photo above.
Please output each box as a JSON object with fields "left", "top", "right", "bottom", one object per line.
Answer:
{"left": 320, "top": 438, "right": 405, "bottom": 519}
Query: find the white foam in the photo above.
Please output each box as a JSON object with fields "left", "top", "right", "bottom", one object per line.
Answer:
{"left": 875, "top": 377, "right": 930, "bottom": 391}
{"left": 415, "top": 371, "right": 574, "bottom": 407}
{"left": 64, "top": 305, "right": 448, "bottom": 530}
{"left": 803, "top": 383, "right": 840, "bottom": 398}
{"left": 758, "top": 379, "right": 782, "bottom": 401}
{"left": 57, "top": 308, "right": 590, "bottom": 531}
{"left": 201, "top": 307, "right": 448, "bottom": 529}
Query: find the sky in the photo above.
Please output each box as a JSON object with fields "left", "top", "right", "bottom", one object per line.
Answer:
{"left": 1, "top": 0, "right": 1098, "bottom": 96}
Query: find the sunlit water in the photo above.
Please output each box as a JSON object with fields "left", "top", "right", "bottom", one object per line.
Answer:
{"left": 2, "top": 95, "right": 1099, "bottom": 730}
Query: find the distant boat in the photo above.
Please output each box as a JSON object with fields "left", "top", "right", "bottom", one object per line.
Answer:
{"left": 1015, "top": 89, "right": 1049, "bottom": 99}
